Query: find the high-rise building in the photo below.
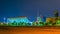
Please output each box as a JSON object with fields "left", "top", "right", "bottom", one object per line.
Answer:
{"left": 46, "top": 10, "right": 59, "bottom": 24}
{"left": 36, "top": 17, "right": 42, "bottom": 22}
{"left": 36, "top": 15, "right": 43, "bottom": 22}
{"left": 54, "top": 10, "right": 58, "bottom": 17}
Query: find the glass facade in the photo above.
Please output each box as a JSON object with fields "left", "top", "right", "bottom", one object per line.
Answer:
{"left": 7, "top": 17, "right": 30, "bottom": 23}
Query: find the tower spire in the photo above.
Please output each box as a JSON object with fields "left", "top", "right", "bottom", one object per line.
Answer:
{"left": 37, "top": 8, "right": 40, "bottom": 22}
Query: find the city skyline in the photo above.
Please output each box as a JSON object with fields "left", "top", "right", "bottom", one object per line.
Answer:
{"left": 0, "top": 0, "right": 60, "bottom": 22}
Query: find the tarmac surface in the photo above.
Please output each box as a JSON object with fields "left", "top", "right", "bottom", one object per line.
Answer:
{"left": 0, "top": 26, "right": 60, "bottom": 34}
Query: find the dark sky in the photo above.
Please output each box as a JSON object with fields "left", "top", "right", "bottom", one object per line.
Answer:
{"left": 0, "top": 0, "right": 60, "bottom": 22}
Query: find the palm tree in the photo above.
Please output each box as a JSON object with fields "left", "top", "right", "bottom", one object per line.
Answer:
{"left": 32, "top": 22, "right": 35, "bottom": 26}
{"left": 45, "top": 22, "right": 52, "bottom": 26}
{"left": 26, "top": 23, "right": 31, "bottom": 26}
{"left": 20, "top": 22, "right": 26, "bottom": 26}
{"left": 39, "top": 22, "right": 44, "bottom": 26}
{"left": 55, "top": 20, "right": 60, "bottom": 26}
{"left": 12, "top": 21, "right": 17, "bottom": 26}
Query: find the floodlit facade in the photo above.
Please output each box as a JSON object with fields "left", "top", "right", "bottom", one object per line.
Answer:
{"left": 46, "top": 17, "right": 60, "bottom": 23}
{"left": 7, "top": 16, "right": 31, "bottom": 23}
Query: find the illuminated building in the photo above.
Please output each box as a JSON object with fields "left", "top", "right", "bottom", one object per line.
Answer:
{"left": 46, "top": 10, "right": 59, "bottom": 23}
{"left": 46, "top": 17, "right": 54, "bottom": 23}
{"left": 7, "top": 16, "right": 31, "bottom": 23}
{"left": 46, "top": 17, "right": 60, "bottom": 26}
{"left": 36, "top": 17, "right": 42, "bottom": 22}
{"left": 7, "top": 16, "right": 32, "bottom": 26}
{"left": 46, "top": 17, "right": 52, "bottom": 23}
{"left": 36, "top": 16, "right": 46, "bottom": 23}
{"left": 35, "top": 15, "right": 46, "bottom": 26}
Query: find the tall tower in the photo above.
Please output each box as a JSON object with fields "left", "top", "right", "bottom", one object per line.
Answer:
{"left": 54, "top": 10, "right": 58, "bottom": 17}
{"left": 53, "top": 10, "right": 58, "bottom": 23}
{"left": 36, "top": 9, "right": 40, "bottom": 22}
{"left": 36, "top": 9, "right": 42, "bottom": 22}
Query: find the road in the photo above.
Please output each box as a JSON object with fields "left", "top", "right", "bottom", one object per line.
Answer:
{"left": 0, "top": 26, "right": 60, "bottom": 34}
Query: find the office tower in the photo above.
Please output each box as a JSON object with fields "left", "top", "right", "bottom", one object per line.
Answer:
{"left": 54, "top": 10, "right": 58, "bottom": 17}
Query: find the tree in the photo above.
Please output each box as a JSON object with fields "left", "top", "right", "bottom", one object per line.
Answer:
{"left": 26, "top": 23, "right": 31, "bottom": 26}
{"left": 20, "top": 22, "right": 26, "bottom": 26}
{"left": 12, "top": 21, "right": 17, "bottom": 26}
{"left": 39, "top": 22, "right": 44, "bottom": 26}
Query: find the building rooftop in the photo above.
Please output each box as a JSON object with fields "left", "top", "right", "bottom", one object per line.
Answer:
{"left": 8, "top": 16, "right": 27, "bottom": 19}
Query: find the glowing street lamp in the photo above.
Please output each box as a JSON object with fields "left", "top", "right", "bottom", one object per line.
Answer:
{"left": 3, "top": 17, "right": 6, "bottom": 23}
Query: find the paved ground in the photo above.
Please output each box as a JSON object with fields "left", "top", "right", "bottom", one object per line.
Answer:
{"left": 0, "top": 26, "right": 60, "bottom": 34}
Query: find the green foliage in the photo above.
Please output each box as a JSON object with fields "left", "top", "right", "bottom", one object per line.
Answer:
{"left": 0, "top": 23, "right": 4, "bottom": 26}
{"left": 8, "top": 21, "right": 17, "bottom": 26}
{"left": 45, "top": 22, "right": 52, "bottom": 26}
{"left": 38, "top": 22, "right": 45, "bottom": 26}
{"left": 19, "top": 22, "right": 26, "bottom": 26}
{"left": 32, "top": 22, "right": 45, "bottom": 26}
{"left": 2, "top": 20, "right": 60, "bottom": 26}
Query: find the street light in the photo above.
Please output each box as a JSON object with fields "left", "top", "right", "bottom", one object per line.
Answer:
{"left": 3, "top": 17, "right": 6, "bottom": 23}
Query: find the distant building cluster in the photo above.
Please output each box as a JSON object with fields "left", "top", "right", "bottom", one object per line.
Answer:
{"left": 0, "top": 10, "right": 60, "bottom": 26}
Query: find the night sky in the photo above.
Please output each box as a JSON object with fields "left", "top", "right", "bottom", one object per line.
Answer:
{"left": 0, "top": 0, "right": 60, "bottom": 22}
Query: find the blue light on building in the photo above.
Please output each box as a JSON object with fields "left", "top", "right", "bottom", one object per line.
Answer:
{"left": 7, "top": 16, "right": 31, "bottom": 23}
{"left": 42, "top": 16, "right": 46, "bottom": 23}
